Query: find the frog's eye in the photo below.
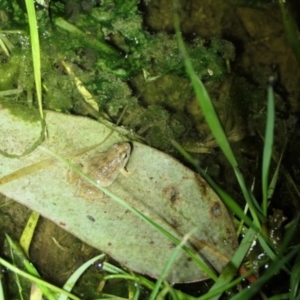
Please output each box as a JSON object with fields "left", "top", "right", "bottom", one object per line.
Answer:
{"left": 121, "top": 152, "right": 128, "bottom": 159}
{"left": 119, "top": 151, "right": 129, "bottom": 161}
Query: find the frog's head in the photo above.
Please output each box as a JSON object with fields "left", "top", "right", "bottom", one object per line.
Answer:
{"left": 114, "top": 142, "right": 131, "bottom": 166}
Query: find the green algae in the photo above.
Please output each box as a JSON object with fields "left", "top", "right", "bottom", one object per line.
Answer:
{"left": 0, "top": 0, "right": 236, "bottom": 153}
{"left": 0, "top": 101, "right": 40, "bottom": 123}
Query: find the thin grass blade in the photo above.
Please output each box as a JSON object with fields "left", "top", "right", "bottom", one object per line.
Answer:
{"left": 0, "top": 256, "right": 80, "bottom": 300}
{"left": 268, "top": 140, "right": 286, "bottom": 200}
{"left": 231, "top": 245, "right": 299, "bottom": 300}
{"left": 6, "top": 234, "right": 57, "bottom": 300}
{"left": 267, "top": 293, "right": 291, "bottom": 300}
{"left": 278, "top": 0, "right": 300, "bottom": 66}
{"left": 9, "top": 240, "right": 25, "bottom": 300}
{"left": 205, "top": 228, "right": 257, "bottom": 300}
{"left": 290, "top": 250, "right": 300, "bottom": 300}
{"left": 173, "top": 2, "right": 261, "bottom": 229}
{"left": 149, "top": 234, "right": 191, "bottom": 300}
{"left": 173, "top": 16, "right": 237, "bottom": 168}
{"left": 262, "top": 78, "right": 275, "bottom": 216}
{"left": 0, "top": 35, "right": 9, "bottom": 56}
{"left": 58, "top": 254, "right": 106, "bottom": 300}
{"left": 24, "top": 0, "right": 43, "bottom": 119}
{"left": 0, "top": 277, "right": 4, "bottom": 300}
{"left": 232, "top": 217, "right": 299, "bottom": 300}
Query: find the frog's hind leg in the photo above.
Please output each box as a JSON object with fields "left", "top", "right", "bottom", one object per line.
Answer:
{"left": 66, "top": 162, "right": 84, "bottom": 198}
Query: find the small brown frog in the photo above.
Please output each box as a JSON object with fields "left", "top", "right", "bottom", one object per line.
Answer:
{"left": 68, "top": 142, "right": 131, "bottom": 201}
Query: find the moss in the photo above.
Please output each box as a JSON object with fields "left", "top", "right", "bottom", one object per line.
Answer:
{"left": 0, "top": 101, "right": 41, "bottom": 123}
{"left": 0, "top": 54, "right": 20, "bottom": 90}
{"left": 0, "top": 0, "right": 235, "bottom": 153}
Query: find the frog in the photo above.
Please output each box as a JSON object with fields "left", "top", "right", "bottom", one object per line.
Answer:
{"left": 68, "top": 142, "right": 131, "bottom": 201}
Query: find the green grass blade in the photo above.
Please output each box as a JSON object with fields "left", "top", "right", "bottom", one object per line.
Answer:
{"left": 102, "top": 262, "right": 128, "bottom": 275}
{"left": 257, "top": 217, "right": 291, "bottom": 275}
{"left": 0, "top": 35, "right": 10, "bottom": 56}
{"left": 233, "top": 168, "right": 262, "bottom": 227}
{"left": 24, "top": 0, "right": 43, "bottom": 119}
{"left": 0, "top": 32, "right": 14, "bottom": 53}
{"left": 173, "top": 2, "right": 261, "bottom": 229}
{"left": 268, "top": 143, "right": 285, "bottom": 200}
{"left": 199, "top": 274, "right": 249, "bottom": 300}
{"left": 267, "top": 294, "right": 290, "bottom": 300}
{"left": 0, "top": 256, "right": 80, "bottom": 300}
{"left": 290, "top": 251, "right": 300, "bottom": 300}
{"left": 174, "top": 36, "right": 237, "bottom": 168}
{"left": 59, "top": 254, "right": 106, "bottom": 300}
{"left": 0, "top": 276, "right": 4, "bottom": 300}
{"left": 232, "top": 217, "right": 299, "bottom": 300}
{"left": 104, "top": 274, "right": 155, "bottom": 291}
{"left": 149, "top": 235, "right": 191, "bottom": 300}
{"left": 173, "top": 1, "right": 237, "bottom": 168}
{"left": 278, "top": 0, "right": 300, "bottom": 66}
{"left": 205, "top": 228, "right": 257, "bottom": 300}
{"left": 54, "top": 18, "right": 119, "bottom": 57}
{"left": 257, "top": 235, "right": 289, "bottom": 274}
{"left": 9, "top": 241, "right": 24, "bottom": 300}
{"left": 231, "top": 245, "right": 299, "bottom": 300}
{"left": 262, "top": 79, "right": 275, "bottom": 216}
{"left": 209, "top": 174, "right": 260, "bottom": 231}
{"left": 6, "top": 234, "right": 57, "bottom": 300}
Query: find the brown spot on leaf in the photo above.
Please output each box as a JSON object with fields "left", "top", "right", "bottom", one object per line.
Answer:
{"left": 195, "top": 174, "right": 209, "bottom": 197}
{"left": 170, "top": 217, "right": 181, "bottom": 229}
{"left": 163, "top": 186, "right": 180, "bottom": 204}
{"left": 210, "top": 202, "right": 222, "bottom": 218}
